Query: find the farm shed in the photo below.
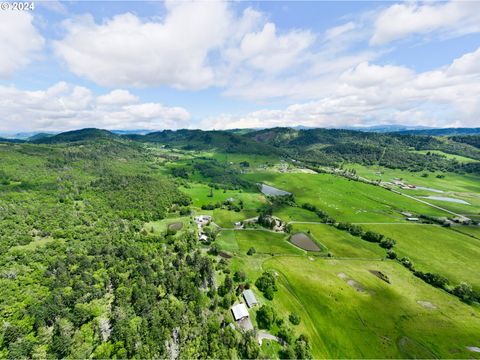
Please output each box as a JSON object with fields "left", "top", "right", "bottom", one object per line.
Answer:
{"left": 243, "top": 289, "right": 258, "bottom": 308}
{"left": 231, "top": 303, "right": 249, "bottom": 321}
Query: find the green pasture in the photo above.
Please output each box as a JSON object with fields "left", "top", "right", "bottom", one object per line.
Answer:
{"left": 290, "top": 223, "right": 385, "bottom": 259}
{"left": 349, "top": 164, "right": 480, "bottom": 194}
{"left": 216, "top": 230, "right": 303, "bottom": 256}
{"left": 243, "top": 172, "right": 448, "bottom": 222}
{"left": 363, "top": 224, "right": 480, "bottom": 290}
{"left": 454, "top": 225, "right": 480, "bottom": 240}
{"left": 413, "top": 150, "right": 479, "bottom": 163}
{"left": 143, "top": 216, "right": 191, "bottom": 234}
{"left": 182, "top": 182, "right": 265, "bottom": 209}
{"left": 263, "top": 256, "right": 480, "bottom": 359}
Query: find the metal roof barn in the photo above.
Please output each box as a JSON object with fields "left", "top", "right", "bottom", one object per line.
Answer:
{"left": 231, "top": 303, "right": 249, "bottom": 321}
{"left": 242, "top": 289, "right": 258, "bottom": 308}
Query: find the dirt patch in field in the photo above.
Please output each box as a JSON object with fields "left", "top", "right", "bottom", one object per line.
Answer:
{"left": 398, "top": 336, "right": 436, "bottom": 358}
{"left": 417, "top": 300, "right": 437, "bottom": 309}
{"left": 369, "top": 270, "right": 390, "bottom": 284}
{"left": 219, "top": 251, "right": 232, "bottom": 259}
{"left": 337, "top": 272, "right": 348, "bottom": 280}
{"left": 168, "top": 222, "right": 183, "bottom": 231}
{"left": 290, "top": 233, "right": 321, "bottom": 252}
{"left": 347, "top": 279, "right": 365, "bottom": 292}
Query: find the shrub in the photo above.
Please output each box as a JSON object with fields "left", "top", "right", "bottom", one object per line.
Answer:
{"left": 289, "top": 313, "right": 301, "bottom": 325}
{"left": 256, "top": 305, "right": 276, "bottom": 329}
{"left": 247, "top": 247, "right": 256, "bottom": 256}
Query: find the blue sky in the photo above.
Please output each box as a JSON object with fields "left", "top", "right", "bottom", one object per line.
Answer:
{"left": 0, "top": 0, "right": 479, "bottom": 133}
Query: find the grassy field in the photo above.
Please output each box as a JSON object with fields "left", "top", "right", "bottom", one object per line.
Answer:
{"left": 362, "top": 224, "right": 480, "bottom": 290}
{"left": 181, "top": 182, "right": 265, "bottom": 227}
{"left": 243, "top": 172, "right": 449, "bottom": 222}
{"left": 216, "top": 230, "right": 304, "bottom": 256}
{"left": 349, "top": 164, "right": 480, "bottom": 194}
{"left": 413, "top": 150, "right": 479, "bottom": 163}
{"left": 263, "top": 257, "right": 480, "bottom": 359}
{"left": 290, "top": 223, "right": 385, "bottom": 259}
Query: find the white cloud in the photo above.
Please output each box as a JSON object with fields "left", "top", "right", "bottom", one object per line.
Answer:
{"left": 97, "top": 89, "right": 139, "bottom": 106}
{"left": 204, "top": 47, "right": 480, "bottom": 129}
{"left": 229, "top": 22, "right": 314, "bottom": 73}
{"left": 325, "top": 22, "right": 355, "bottom": 41}
{"left": 54, "top": 2, "right": 232, "bottom": 89}
{"left": 0, "top": 83, "right": 190, "bottom": 132}
{"left": 0, "top": 11, "right": 44, "bottom": 78}
{"left": 371, "top": 1, "right": 480, "bottom": 45}
{"left": 53, "top": 3, "right": 319, "bottom": 90}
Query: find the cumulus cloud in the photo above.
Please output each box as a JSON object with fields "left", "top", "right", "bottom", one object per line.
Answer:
{"left": 204, "top": 47, "right": 480, "bottom": 130}
{"left": 53, "top": 3, "right": 319, "bottom": 89}
{"left": 0, "top": 83, "right": 190, "bottom": 132}
{"left": 0, "top": 11, "right": 44, "bottom": 78}
{"left": 228, "top": 22, "right": 314, "bottom": 74}
{"left": 371, "top": 1, "right": 480, "bottom": 45}
{"left": 53, "top": 2, "right": 232, "bottom": 89}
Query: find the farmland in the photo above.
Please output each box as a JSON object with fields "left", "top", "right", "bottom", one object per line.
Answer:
{"left": 1, "top": 128, "right": 480, "bottom": 359}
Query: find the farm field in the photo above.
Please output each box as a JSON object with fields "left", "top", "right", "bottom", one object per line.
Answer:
{"left": 290, "top": 223, "right": 385, "bottom": 259}
{"left": 349, "top": 164, "right": 480, "bottom": 194}
{"left": 216, "top": 230, "right": 304, "bottom": 256}
{"left": 262, "top": 256, "right": 480, "bottom": 359}
{"left": 243, "top": 172, "right": 449, "bottom": 222}
{"left": 413, "top": 150, "right": 479, "bottom": 163}
{"left": 363, "top": 224, "right": 480, "bottom": 290}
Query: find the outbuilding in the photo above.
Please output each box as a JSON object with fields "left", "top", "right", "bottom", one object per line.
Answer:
{"left": 242, "top": 289, "right": 258, "bottom": 308}
{"left": 231, "top": 303, "right": 249, "bottom": 321}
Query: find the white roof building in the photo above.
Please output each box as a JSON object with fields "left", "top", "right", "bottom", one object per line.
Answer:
{"left": 231, "top": 303, "right": 249, "bottom": 321}
{"left": 242, "top": 289, "right": 258, "bottom": 308}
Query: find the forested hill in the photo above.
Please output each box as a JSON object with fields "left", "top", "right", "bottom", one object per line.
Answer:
{"left": 394, "top": 127, "right": 480, "bottom": 136}
{"left": 6, "top": 127, "right": 480, "bottom": 173}
{"left": 244, "top": 127, "right": 480, "bottom": 173}
{"left": 125, "top": 129, "right": 280, "bottom": 155}
{"left": 32, "top": 128, "right": 119, "bottom": 144}
{"left": 0, "top": 141, "right": 261, "bottom": 359}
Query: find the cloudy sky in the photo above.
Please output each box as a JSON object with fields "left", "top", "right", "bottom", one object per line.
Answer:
{"left": 1, "top": 0, "right": 480, "bottom": 133}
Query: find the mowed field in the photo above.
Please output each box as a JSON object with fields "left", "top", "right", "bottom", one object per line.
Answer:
{"left": 290, "top": 223, "right": 385, "bottom": 259}
{"left": 211, "top": 166, "right": 480, "bottom": 359}
{"left": 243, "top": 172, "right": 449, "bottom": 222}
{"left": 363, "top": 224, "right": 480, "bottom": 290}
{"left": 216, "top": 230, "right": 304, "bottom": 255}
{"left": 263, "top": 256, "right": 480, "bottom": 359}
{"left": 349, "top": 164, "right": 480, "bottom": 218}
{"left": 181, "top": 183, "right": 266, "bottom": 227}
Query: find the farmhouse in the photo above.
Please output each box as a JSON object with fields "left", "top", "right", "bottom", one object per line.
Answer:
{"left": 199, "top": 234, "right": 208, "bottom": 241}
{"left": 242, "top": 289, "right": 258, "bottom": 308}
{"left": 231, "top": 303, "right": 249, "bottom": 321}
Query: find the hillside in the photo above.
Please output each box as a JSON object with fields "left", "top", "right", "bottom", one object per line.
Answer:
{"left": 32, "top": 128, "right": 119, "bottom": 144}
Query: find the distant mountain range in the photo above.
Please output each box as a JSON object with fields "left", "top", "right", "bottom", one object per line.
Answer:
{"left": 1, "top": 125, "right": 479, "bottom": 142}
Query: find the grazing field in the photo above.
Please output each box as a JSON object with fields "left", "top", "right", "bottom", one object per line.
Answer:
{"left": 363, "top": 224, "right": 480, "bottom": 290}
{"left": 262, "top": 256, "right": 480, "bottom": 359}
{"left": 413, "top": 150, "right": 479, "bottom": 163}
{"left": 244, "top": 172, "right": 448, "bottom": 222}
{"left": 273, "top": 205, "right": 320, "bottom": 222}
{"left": 291, "top": 223, "right": 385, "bottom": 259}
{"left": 181, "top": 182, "right": 265, "bottom": 227}
{"left": 349, "top": 164, "right": 480, "bottom": 194}
{"left": 143, "top": 216, "right": 191, "bottom": 234}
{"left": 290, "top": 232, "right": 321, "bottom": 252}
{"left": 216, "top": 230, "right": 303, "bottom": 256}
